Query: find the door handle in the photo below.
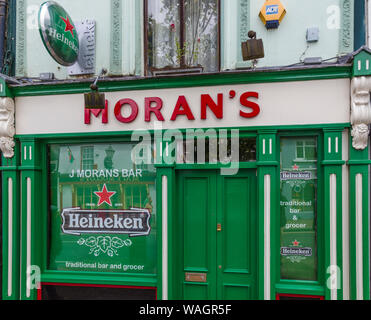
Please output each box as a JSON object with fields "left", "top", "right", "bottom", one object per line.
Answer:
{"left": 217, "top": 223, "right": 222, "bottom": 232}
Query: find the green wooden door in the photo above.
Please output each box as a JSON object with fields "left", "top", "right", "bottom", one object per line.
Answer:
{"left": 176, "top": 170, "right": 257, "bottom": 300}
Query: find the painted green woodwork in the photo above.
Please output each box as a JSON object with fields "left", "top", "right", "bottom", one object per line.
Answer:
{"left": 155, "top": 163, "right": 176, "bottom": 300}
{"left": 48, "top": 143, "right": 157, "bottom": 275}
{"left": 348, "top": 136, "right": 370, "bottom": 300}
{"left": 321, "top": 129, "right": 344, "bottom": 300}
{"left": 40, "top": 270, "right": 157, "bottom": 288}
{"left": 19, "top": 138, "right": 43, "bottom": 300}
{"left": 1, "top": 122, "right": 367, "bottom": 300}
{"left": 9, "top": 65, "right": 351, "bottom": 98}
{"left": 256, "top": 130, "right": 278, "bottom": 300}
{"left": 1, "top": 143, "right": 20, "bottom": 300}
{"left": 352, "top": 49, "right": 371, "bottom": 77}
{"left": 175, "top": 169, "right": 257, "bottom": 300}
{"left": 0, "top": 78, "right": 13, "bottom": 98}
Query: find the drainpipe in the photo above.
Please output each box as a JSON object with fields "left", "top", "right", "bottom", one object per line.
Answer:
{"left": 0, "top": 0, "right": 8, "bottom": 71}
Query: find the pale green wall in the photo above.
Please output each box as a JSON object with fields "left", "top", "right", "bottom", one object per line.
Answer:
{"left": 16, "top": 0, "right": 353, "bottom": 79}
{"left": 222, "top": 0, "right": 354, "bottom": 70}
{"left": 16, "top": 0, "right": 142, "bottom": 78}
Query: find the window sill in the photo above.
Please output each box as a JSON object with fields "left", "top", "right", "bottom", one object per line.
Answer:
{"left": 151, "top": 66, "right": 204, "bottom": 76}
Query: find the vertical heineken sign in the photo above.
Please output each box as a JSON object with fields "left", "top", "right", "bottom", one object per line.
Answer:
{"left": 38, "top": 1, "right": 79, "bottom": 66}
{"left": 279, "top": 137, "right": 318, "bottom": 281}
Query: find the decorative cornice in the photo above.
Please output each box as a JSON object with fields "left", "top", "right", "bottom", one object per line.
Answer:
{"left": 350, "top": 76, "right": 371, "bottom": 150}
{"left": 0, "top": 98, "right": 15, "bottom": 158}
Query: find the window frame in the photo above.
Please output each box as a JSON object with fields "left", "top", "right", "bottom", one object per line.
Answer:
{"left": 80, "top": 145, "right": 95, "bottom": 170}
{"left": 143, "top": 0, "right": 221, "bottom": 75}
{"left": 275, "top": 131, "right": 325, "bottom": 297}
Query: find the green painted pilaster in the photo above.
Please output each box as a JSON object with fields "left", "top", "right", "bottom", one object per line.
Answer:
{"left": 322, "top": 129, "right": 345, "bottom": 300}
{"left": 155, "top": 164, "right": 175, "bottom": 301}
{"left": 155, "top": 131, "right": 176, "bottom": 300}
{"left": 348, "top": 137, "right": 370, "bottom": 300}
{"left": 19, "top": 138, "right": 42, "bottom": 300}
{"left": 1, "top": 143, "right": 20, "bottom": 300}
{"left": 257, "top": 130, "right": 278, "bottom": 300}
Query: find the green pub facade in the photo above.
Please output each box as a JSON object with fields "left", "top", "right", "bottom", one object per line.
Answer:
{"left": 0, "top": 0, "right": 370, "bottom": 301}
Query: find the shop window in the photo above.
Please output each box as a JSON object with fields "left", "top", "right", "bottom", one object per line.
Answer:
{"left": 146, "top": 0, "right": 219, "bottom": 74}
{"left": 48, "top": 143, "right": 157, "bottom": 275}
{"left": 280, "top": 137, "right": 318, "bottom": 281}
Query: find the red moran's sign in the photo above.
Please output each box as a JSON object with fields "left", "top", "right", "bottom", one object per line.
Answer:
{"left": 85, "top": 91, "right": 260, "bottom": 124}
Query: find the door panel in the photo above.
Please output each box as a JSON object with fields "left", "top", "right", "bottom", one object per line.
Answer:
{"left": 218, "top": 172, "right": 257, "bottom": 300}
{"left": 176, "top": 170, "right": 257, "bottom": 300}
{"left": 223, "top": 284, "right": 251, "bottom": 300}
{"left": 222, "top": 177, "right": 251, "bottom": 272}
{"left": 180, "top": 172, "right": 217, "bottom": 300}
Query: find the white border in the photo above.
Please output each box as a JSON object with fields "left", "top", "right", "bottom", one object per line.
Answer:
{"left": 330, "top": 173, "right": 337, "bottom": 300}
{"left": 162, "top": 176, "right": 168, "bottom": 300}
{"left": 264, "top": 174, "right": 271, "bottom": 300}
{"left": 7, "top": 178, "right": 13, "bottom": 297}
{"left": 26, "top": 177, "right": 32, "bottom": 298}
{"left": 355, "top": 173, "right": 363, "bottom": 300}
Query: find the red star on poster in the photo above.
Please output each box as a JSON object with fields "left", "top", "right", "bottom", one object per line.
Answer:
{"left": 94, "top": 184, "right": 116, "bottom": 207}
{"left": 292, "top": 240, "right": 300, "bottom": 247}
{"left": 292, "top": 164, "right": 299, "bottom": 170}
{"left": 60, "top": 15, "right": 75, "bottom": 38}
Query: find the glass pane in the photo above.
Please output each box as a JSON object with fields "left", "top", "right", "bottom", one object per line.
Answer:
{"left": 177, "top": 135, "right": 256, "bottom": 163}
{"left": 48, "top": 143, "right": 157, "bottom": 275}
{"left": 239, "top": 138, "right": 256, "bottom": 162}
{"left": 184, "top": 0, "right": 218, "bottom": 72}
{"left": 148, "top": 0, "right": 181, "bottom": 69}
{"left": 280, "top": 137, "right": 318, "bottom": 281}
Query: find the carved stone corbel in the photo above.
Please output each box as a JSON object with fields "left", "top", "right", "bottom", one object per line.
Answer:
{"left": 350, "top": 77, "right": 371, "bottom": 150}
{"left": 0, "top": 97, "right": 15, "bottom": 158}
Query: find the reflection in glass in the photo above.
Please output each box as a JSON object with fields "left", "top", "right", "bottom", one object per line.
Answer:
{"left": 48, "top": 143, "right": 157, "bottom": 275}
{"left": 147, "top": 0, "right": 219, "bottom": 72}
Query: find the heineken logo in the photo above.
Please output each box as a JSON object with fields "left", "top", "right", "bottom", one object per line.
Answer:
{"left": 61, "top": 208, "right": 151, "bottom": 237}
{"left": 94, "top": 184, "right": 116, "bottom": 207}
{"left": 280, "top": 247, "right": 313, "bottom": 257}
{"left": 280, "top": 171, "right": 313, "bottom": 180}
{"left": 60, "top": 15, "right": 75, "bottom": 37}
{"left": 38, "top": 1, "right": 79, "bottom": 66}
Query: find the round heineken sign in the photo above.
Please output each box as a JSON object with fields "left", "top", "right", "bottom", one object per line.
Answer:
{"left": 38, "top": 1, "right": 79, "bottom": 66}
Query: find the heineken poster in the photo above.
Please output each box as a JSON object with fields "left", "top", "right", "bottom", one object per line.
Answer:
{"left": 280, "top": 137, "right": 318, "bottom": 281}
{"left": 49, "top": 143, "right": 156, "bottom": 274}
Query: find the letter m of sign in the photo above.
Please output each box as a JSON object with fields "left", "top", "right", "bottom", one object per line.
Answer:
{"left": 85, "top": 100, "right": 108, "bottom": 124}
